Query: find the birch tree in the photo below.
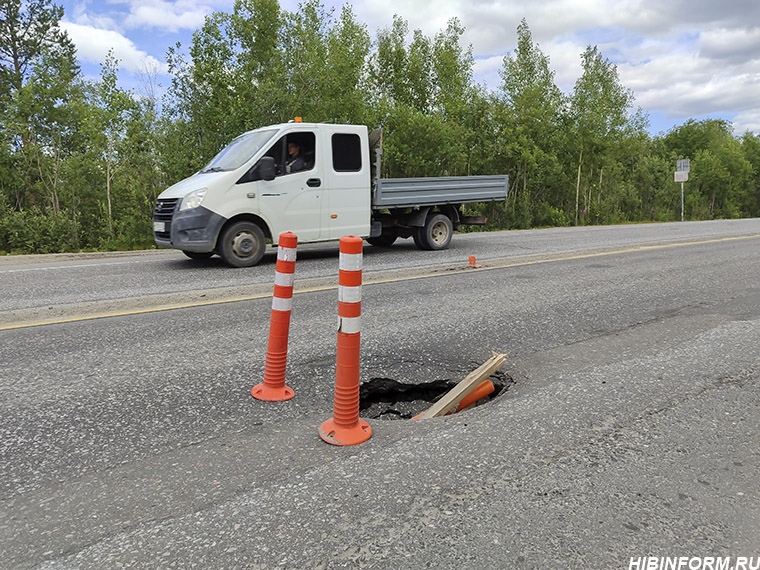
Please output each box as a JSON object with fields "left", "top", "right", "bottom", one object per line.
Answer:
{"left": 569, "top": 46, "right": 636, "bottom": 225}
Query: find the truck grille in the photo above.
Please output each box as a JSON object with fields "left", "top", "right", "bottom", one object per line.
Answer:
{"left": 153, "top": 198, "right": 179, "bottom": 239}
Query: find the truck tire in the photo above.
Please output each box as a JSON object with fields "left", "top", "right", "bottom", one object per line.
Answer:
{"left": 183, "top": 251, "right": 214, "bottom": 260}
{"left": 366, "top": 231, "right": 397, "bottom": 247}
{"left": 415, "top": 213, "right": 453, "bottom": 251}
{"left": 218, "top": 221, "right": 266, "bottom": 267}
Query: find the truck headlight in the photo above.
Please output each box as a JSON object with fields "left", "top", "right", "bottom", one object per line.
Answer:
{"left": 179, "top": 188, "right": 207, "bottom": 211}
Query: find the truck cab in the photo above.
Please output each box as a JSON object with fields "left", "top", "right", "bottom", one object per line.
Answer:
{"left": 153, "top": 122, "right": 371, "bottom": 267}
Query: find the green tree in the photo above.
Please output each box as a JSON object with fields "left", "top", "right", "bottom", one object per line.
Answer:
{"left": 323, "top": 5, "right": 371, "bottom": 123}
{"left": 0, "top": 0, "right": 76, "bottom": 107}
{"left": 660, "top": 118, "right": 733, "bottom": 158}
{"left": 498, "top": 19, "right": 567, "bottom": 227}
{"left": 0, "top": 0, "right": 80, "bottom": 210}
{"left": 367, "top": 16, "right": 475, "bottom": 179}
{"left": 230, "top": 0, "right": 290, "bottom": 127}
{"left": 659, "top": 120, "right": 753, "bottom": 220}
{"left": 739, "top": 132, "right": 760, "bottom": 217}
{"left": 431, "top": 18, "right": 472, "bottom": 120}
{"left": 369, "top": 16, "right": 414, "bottom": 110}
{"left": 692, "top": 141, "right": 751, "bottom": 219}
{"left": 569, "top": 45, "right": 643, "bottom": 225}
{"left": 84, "top": 52, "right": 140, "bottom": 238}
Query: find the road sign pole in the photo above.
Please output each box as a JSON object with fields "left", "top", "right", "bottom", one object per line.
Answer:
{"left": 676, "top": 158, "right": 689, "bottom": 222}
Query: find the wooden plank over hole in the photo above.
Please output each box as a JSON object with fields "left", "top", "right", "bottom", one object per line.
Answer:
{"left": 417, "top": 352, "right": 507, "bottom": 419}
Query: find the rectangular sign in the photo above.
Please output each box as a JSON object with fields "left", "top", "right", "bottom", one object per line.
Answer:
{"left": 674, "top": 171, "right": 689, "bottom": 182}
{"left": 677, "top": 159, "right": 690, "bottom": 172}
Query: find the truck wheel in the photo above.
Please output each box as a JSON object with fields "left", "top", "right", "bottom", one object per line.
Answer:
{"left": 367, "top": 231, "right": 397, "bottom": 247}
{"left": 416, "top": 213, "right": 453, "bottom": 251}
{"left": 218, "top": 221, "right": 266, "bottom": 267}
{"left": 183, "top": 251, "right": 214, "bottom": 260}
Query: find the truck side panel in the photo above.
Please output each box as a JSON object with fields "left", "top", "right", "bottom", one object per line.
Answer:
{"left": 373, "top": 175, "right": 508, "bottom": 209}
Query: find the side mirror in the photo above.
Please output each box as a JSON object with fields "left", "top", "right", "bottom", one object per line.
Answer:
{"left": 258, "top": 156, "right": 276, "bottom": 181}
{"left": 236, "top": 156, "right": 277, "bottom": 184}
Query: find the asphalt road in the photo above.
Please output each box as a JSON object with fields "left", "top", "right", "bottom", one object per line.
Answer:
{"left": 1, "top": 220, "right": 759, "bottom": 569}
{"left": 2, "top": 218, "right": 759, "bottom": 324}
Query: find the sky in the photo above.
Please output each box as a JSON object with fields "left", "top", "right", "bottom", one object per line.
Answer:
{"left": 57, "top": 0, "right": 760, "bottom": 136}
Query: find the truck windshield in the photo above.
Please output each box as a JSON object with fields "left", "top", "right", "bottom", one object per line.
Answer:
{"left": 200, "top": 130, "right": 276, "bottom": 173}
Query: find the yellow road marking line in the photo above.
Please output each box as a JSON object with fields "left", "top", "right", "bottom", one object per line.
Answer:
{"left": 364, "top": 234, "right": 760, "bottom": 286}
{"left": 2, "top": 234, "right": 758, "bottom": 331}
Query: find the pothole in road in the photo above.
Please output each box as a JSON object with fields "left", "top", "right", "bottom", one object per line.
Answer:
{"left": 359, "top": 370, "right": 514, "bottom": 420}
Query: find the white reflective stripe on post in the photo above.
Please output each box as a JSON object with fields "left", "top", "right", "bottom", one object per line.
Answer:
{"left": 338, "top": 316, "right": 362, "bottom": 334}
{"left": 274, "top": 271, "right": 295, "bottom": 287}
{"left": 278, "top": 246, "right": 297, "bottom": 262}
{"left": 338, "top": 285, "right": 362, "bottom": 303}
{"left": 339, "top": 252, "right": 362, "bottom": 271}
{"left": 272, "top": 296, "right": 293, "bottom": 312}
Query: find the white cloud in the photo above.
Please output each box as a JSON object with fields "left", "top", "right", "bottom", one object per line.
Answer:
{"left": 351, "top": 0, "right": 760, "bottom": 132}
{"left": 618, "top": 44, "right": 749, "bottom": 124}
{"left": 61, "top": 21, "right": 168, "bottom": 74}
{"left": 733, "top": 109, "right": 760, "bottom": 135}
{"left": 69, "top": 0, "right": 121, "bottom": 32}
{"left": 356, "top": 0, "right": 675, "bottom": 53}
{"left": 698, "top": 27, "right": 760, "bottom": 64}
{"left": 123, "top": 1, "right": 213, "bottom": 32}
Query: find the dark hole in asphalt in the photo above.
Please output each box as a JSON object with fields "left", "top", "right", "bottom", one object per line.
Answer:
{"left": 360, "top": 370, "right": 514, "bottom": 420}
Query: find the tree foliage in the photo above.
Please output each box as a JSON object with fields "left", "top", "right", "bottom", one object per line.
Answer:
{"left": 1, "top": 3, "right": 758, "bottom": 254}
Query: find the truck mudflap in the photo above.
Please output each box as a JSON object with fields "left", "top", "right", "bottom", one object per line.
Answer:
{"left": 153, "top": 205, "right": 226, "bottom": 253}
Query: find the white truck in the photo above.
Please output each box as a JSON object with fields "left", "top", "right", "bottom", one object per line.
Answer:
{"left": 153, "top": 121, "right": 509, "bottom": 267}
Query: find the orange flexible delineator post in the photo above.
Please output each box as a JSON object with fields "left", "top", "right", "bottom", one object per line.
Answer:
{"left": 319, "top": 236, "right": 372, "bottom": 446}
{"left": 252, "top": 232, "right": 298, "bottom": 401}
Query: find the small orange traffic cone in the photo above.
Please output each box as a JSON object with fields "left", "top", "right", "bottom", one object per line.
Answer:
{"left": 252, "top": 232, "right": 297, "bottom": 401}
{"left": 319, "top": 236, "right": 371, "bottom": 446}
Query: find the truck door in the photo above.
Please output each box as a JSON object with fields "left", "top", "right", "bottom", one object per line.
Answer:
{"left": 325, "top": 132, "right": 371, "bottom": 239}
{"left": 258, "top": 131, "right": 322, "bottom": 241}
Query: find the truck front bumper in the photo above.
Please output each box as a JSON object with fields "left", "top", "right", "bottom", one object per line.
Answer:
{"left": 153, "top": 205, "right": 226, "bottom": 253}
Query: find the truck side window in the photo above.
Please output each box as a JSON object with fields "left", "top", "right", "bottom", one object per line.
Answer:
{"left": 264, "top": 132, "right": 316, "bottom": 176}
{"left": 332, "top": 133, "right": 362, "bottom": 172}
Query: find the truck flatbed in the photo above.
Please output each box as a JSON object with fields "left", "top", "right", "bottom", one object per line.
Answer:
{"left": 373, "top": 175, "right": 509, "bottom": 209}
